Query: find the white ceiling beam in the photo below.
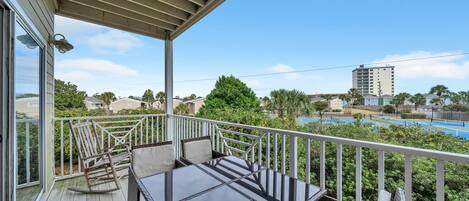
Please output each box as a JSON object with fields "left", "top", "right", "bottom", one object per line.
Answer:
{"left": 158, "top": 0, "right": 198, "bottom": 14}
{"left": 98, "top": 0, "right": 183, "bottom": 26}
{"left": 58, "top": 0, "right": 166, "bottom": 39}
{"left": 189, "top": 0, "right": 205, "bottom": 7}
{"left": 129, "top": 0, "right": 190, "bottom": 21}
{"left": 171, "top": 0, "right": 224, "bottom": 39}
{"left": 67, "top": 0, "right": 177, "bottom": 31}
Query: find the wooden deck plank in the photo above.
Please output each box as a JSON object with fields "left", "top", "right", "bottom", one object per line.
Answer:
{"left": 47, "top": 177, "right": 127, "bottom": 201}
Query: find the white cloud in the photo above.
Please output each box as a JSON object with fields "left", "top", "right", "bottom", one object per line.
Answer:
{"left": 244, "top": 79, "right": 261, "bottom": 88}
{"left": 270, "top": 64, "right": 301, "bottom": 80}
{"left": 374, "top": 51, "right": 469, "bottom": 79}
{"left": 88, "top": 30, "right": 143, "bottom": 53}
{"left": 56, "top": 71, "right": 93, "bottom": 81}
{"left": 55, "top": 16, "right": 101, "bottom": 37}
{"left": 57, "top": 58, "right": 138, "bottom": 77}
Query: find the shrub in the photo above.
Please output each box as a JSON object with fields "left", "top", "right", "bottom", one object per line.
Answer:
{"left": 382, "top": 105, "right": 395, "bottom": 113}
{"left": 401, "top": 113, "right": 426, "bottom": 119}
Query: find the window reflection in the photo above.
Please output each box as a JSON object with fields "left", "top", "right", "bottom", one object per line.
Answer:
{"left": 15, "top": 21, "right": 42, "bottom": 201}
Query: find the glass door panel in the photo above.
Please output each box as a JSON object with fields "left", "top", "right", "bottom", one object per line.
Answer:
{"left": 14, "top": 21, "right": 42, "bottom": 201}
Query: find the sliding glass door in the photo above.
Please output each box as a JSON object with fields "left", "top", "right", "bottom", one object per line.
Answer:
{"left": 13, "top": 19, "right": 43, "bottom": 201}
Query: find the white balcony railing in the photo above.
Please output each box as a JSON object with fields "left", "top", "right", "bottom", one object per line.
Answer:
{"left": 53, "top": 114, "right": 469, "bottom": 201}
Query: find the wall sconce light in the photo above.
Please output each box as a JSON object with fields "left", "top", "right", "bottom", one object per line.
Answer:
{"left": 49, "top": 34, "right": 73, "bottom": 53}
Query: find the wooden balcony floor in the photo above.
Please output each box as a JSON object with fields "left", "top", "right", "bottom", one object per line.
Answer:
{"left": 47, "top": 176, "right": 128, "bottom": 201}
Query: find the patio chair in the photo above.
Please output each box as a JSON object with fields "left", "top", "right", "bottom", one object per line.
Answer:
{"left": 131, "top": 141, "right": 186, "bottom": 178}
{"left": 393, "top": 188, "right": 405, "bottom": 201}
{"left": 378, "top": 189, "right": 392, "bottom": 201}
{"left": 180, "top": 136, "right": 226, "bottom": 164}
{"left": 68, "top": 121, "right": 131, "bottom": 193}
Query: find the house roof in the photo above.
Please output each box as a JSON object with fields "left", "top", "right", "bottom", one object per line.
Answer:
{"left": 56, "top": 0, "right": 225, "bottom": 40}
{"left": 112, "top": 97, "right": 144, "bottom": 104}
{"left": 85, "top": 96, "right": 104, "bottom": 103}
{"left": 184, "top": 97, "right": 205, "bottom": 103}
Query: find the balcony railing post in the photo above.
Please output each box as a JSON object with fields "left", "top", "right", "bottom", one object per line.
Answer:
{"left": 164, "top": 31, "right": 174, "bottom": 141}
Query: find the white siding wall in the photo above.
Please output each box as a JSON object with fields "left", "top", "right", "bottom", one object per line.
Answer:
{"left": 13, "top": 0, "right": 56, "bottom": 192}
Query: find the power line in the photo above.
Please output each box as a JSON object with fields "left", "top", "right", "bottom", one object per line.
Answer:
{"left": 133, "top": 52, "right": 469, "bottom": 85}
{"left": 174, "top": 52, "right": 469, "bottom": 83}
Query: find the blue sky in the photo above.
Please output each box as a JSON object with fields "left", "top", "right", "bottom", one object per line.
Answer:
{"left": 55, "top": 0, "right": 469, "bottom": 98}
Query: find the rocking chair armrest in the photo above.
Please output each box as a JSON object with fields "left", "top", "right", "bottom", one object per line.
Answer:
{"left": 81, "top": 151, "right": 113, "bottom": 161}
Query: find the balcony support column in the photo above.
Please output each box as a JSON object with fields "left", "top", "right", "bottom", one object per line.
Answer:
{"left": 164, "top": 32, "right": 174, "bottom": 141}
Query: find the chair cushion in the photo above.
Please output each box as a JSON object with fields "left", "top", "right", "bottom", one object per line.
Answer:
{"left": 183, "top": 139, "right": 213, "bottom": 164}
{"left": 132, "top": 144, "right": 175, "bottom": 178}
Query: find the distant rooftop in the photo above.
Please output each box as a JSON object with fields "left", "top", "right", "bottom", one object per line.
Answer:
{"left": 85, "top": 96, "right": 103, "bottom": 103}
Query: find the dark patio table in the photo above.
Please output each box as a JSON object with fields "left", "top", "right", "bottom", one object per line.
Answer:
{"left": 128, "top": 156, "right": 326, "bottom": 201}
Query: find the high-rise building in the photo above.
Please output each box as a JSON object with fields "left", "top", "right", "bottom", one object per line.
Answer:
{"left": 352, "top": 65, "right": 394, "bottom": 96}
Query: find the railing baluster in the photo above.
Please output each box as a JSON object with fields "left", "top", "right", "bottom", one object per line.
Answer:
{"left": 258, "top": 135, "right": 262, "bottom": 165}
{"left": 210, "top": 123, "right": 215, "bottom": 150}
{"left": 77, "top": 120, "right": 81, "bottom": 173}
{"left": 216, "top": 125, "right": 220, "bottom": 152}
{"left": 162, "top": 115, "right": 165, "bottom": 141}
{"left": 405, "top": 155, "right": 412, "bottom": 201}
{"left": 192, "top": 120, "right": 195, "bottom": 138}
{"left": 306, "top": 138, "right": 311, "bottom": 184}
{"left": 274, "top": 133, "right": 278, "bottom": 171}
{"left": 151, "top": 116, "right": 154, "bottom": 143}
{"left": 436, "top": 160, "right": 445, "bottom": 201}
{"left": 176, "top": 118, "right": 180, "bottom": 157}
{"left": 156, "top": 116, "right": 160, "bottom": 142}
{"left": 320, "top": 141, "right": 325, "bottom": 190}
{"left": 140, "top": 120, "right": 143, "bottom": 145}
{"left": 356, "top": 146, "right": 362, "bottom": 201}
{"left": 60, "top": 120, "right": 64, "bottom": 176}
{"left": 290, "top": 136, "right": 298, "bottom": 178}
{"left": 378, "top": 150, "right": 385, "bottom": 192}
{"left": 146, "top": 116, "right": 149, "bottom": 144}
{"left": 281, "top": 134, "right": 286, "bottom": 174}
{"left": 25, "top": 122, "right": 30, "bottom": 183}
{"left": 337, "top": 143, "right": 343, "bottom": 201}
{"left": 69, "top": 124, "right": 73, "bottom": 175}
{"left": 266, "top": 131, "right": 270, "bottom": 168}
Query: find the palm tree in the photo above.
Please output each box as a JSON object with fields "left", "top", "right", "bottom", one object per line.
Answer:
{"left": 458, "top": 91, "right": 469, "bottom": 105}
{"left": 449, "top": 92, "right": 462, "bottom": 105}
{"left": 142, "top": 89, "right": 155, "bottom": 108}
{"left": 269, "top": 89, "right": 312, "bottom": 119}
{"left": 156, "top": 91, "right": 165, "bottom": 105}
{"left": 390, "top": 92, "right": 411, "bottom": 113}
{"left": 409, "top": 93, "right": 426, "bottom": 110}
{"left": 95, "top": 92, "right": 116, "bottom": 114}
{"left": 174, "top": 103, "right": 190, "bottom": 115}
{"left": 339, "top": 94, "right": 352, "bottom": 106}
{"left": 347, "top": 88, "right": 363, "bottom": 105}
{"left": 429, "top": 85, "right": 450, "bottom": 106}
{"left": 313, "top": 101, "right": 329, "bottom": 121}
{"left": 285, "top": 89, "right": 313, "bottom": 117}
{"left": 269, "top": 89, "right": 289, "bottom": 118}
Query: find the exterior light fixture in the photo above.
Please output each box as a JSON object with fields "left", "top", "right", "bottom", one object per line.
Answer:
{"left": 49, "top": 34, "right": 73, "bottom": 53}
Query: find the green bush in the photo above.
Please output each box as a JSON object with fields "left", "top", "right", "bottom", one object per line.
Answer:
{"left": 382, "top": 105, "right": 395, "bottom": 114}
{"left": 401, "top": 113, "right": 426, "bottom": 119}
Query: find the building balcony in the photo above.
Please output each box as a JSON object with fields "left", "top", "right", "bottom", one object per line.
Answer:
{"left": 15, "top": 114, "right": 469, "bottom": 201}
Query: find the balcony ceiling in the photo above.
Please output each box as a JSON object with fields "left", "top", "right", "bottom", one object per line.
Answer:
{"left": 56, "top": 0, "right": 225, "bottom": 40}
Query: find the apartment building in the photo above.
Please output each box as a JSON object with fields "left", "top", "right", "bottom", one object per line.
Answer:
{"left": 352, "top": 64, "right": 395, "bottom": 96}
